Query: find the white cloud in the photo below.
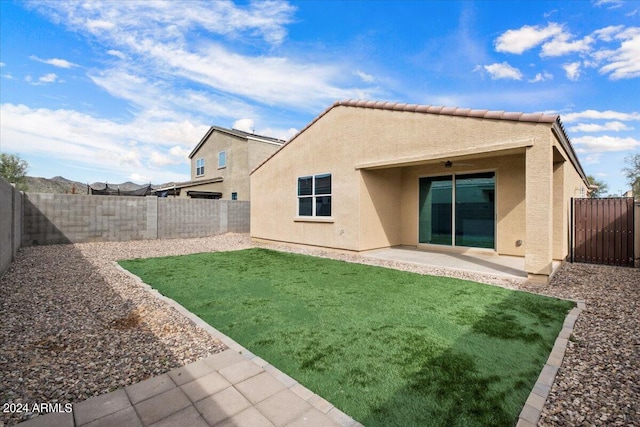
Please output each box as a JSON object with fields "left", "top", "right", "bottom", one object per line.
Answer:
{"left": 25, "top": 73, "right": 59, "bottom": 85}
{"left": 30, "top": 0, "right": 378, "bottom": 112}
{"left": 573, "top": 135, "right": 640, "bottom": 152}
{"left": 567, "top": 121, "right": 632, "bottom": 132}
{"left": 33, "top": 0, "right": 296, "bottom": 46}
{"left": 148, "top": 147, "right": 189, "bottom": 167}
{"left": 86, "top": 19, "right": 115, "bottom": 32}
{"left": 594, "top": 25, "right": 625, "bottom": 42}
{"left": 582, "top": 153, "right": 602, "bottom": 164}
{"left": 495, "top": 23, "right": 564, "bottom": 54}
{"left": 562, "top": 109, "right": 640, "bottom": 122}
{"left": 482, "top": 62, "right": 523, "bottom": 80}
{"left": 598, "top": 32, "right": 640, "bottom": 79}
{"left": 0, "top": 62, "right": 5, "bottom": 67}
{"left": 29, "top": 55, "right": 78, "bottom": 68}
{"left": 529, "top": 71, "right": 553, "bottom": 83}
{"left": 354, "top": 70, "right": 375, "bottom": 83}
{"left": 107, "top": 49, "right": 126, "bottom": 59}
{"left": 594, "top": 0, "right": 623, "bottom": 9}
{"left": 541, "top": 34, "right": 594, "bottom": 57}
{"left": 39, "top": 73, "right": 58, "bottom": 83}
{"left": 89, "top": 68, "right": 257, "bottom": 121}
{"left": 169, "top": 145, "right": 191, "bottom": 159}
{"left": 129, "top": 173, "right": 151, "bottom": 183}
{"left": 0, "top": 103, "right": 205, "bottom": 182}
{"left": 563, "top": 62, "right": 582, "bottom": 81}
{"left": 233, "top": 118, "right": 255, "bottom": 133}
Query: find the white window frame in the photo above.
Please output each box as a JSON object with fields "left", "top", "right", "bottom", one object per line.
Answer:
{"left": 196, "top": 158, "right": 205, "bottom": 176}
{"left": 297, "top": 173, "right": 332, "bottom": 217}
{"left": 218, "top": 151, "right": 226, "bottom": 169}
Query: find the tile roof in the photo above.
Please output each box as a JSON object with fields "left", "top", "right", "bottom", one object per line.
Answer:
{"left": 332, "top": 99, "right": 559, "bottom": 122}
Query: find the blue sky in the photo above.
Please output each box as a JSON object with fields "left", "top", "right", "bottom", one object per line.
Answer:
{"left": 0, "top": 0, "right": 638, "bottom": 193}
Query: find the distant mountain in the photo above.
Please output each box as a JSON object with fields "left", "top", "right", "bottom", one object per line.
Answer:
{"left": 24, "top": 176, "right": 157, "bottom": 194}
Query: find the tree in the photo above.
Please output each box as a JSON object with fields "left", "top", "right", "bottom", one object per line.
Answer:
{"left": 587, "top": 175, "right": 608, "bottom": 198}
{"left": 622, "top": 153, "right": 639, "bottom": 198}
{"left": 0, "top": 153, "right": 29, "bottom": 191}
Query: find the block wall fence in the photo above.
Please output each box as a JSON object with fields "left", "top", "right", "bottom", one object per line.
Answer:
{"left": 0, "top": 179, "right": 249, "bottom": 277}
{"left": 0, "top": 178, "right": 23, "bottom": 277}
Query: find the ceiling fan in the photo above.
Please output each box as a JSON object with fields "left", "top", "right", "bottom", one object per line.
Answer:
{"left": 443, "top": 160, "right": 474, "bottom": 168}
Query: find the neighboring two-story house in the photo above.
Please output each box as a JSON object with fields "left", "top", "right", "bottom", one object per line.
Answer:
{"left": 157, "top": 126, "right": 284, "bottom": 200}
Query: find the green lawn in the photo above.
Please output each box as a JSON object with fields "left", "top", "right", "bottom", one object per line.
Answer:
{"left": 119, "top": 248, "right": 573, "bottom": 427}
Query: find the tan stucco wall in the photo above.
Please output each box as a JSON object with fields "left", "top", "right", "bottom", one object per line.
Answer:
{"left": 251, "top": 105, "right": 588, "bottom": 281}
{"left": 190, "top": 131, "right": 279, "bottom": 200}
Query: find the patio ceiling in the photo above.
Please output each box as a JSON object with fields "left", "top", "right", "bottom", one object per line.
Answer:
{"left": 354, "top": 139, "right": 532, "bottom": 170}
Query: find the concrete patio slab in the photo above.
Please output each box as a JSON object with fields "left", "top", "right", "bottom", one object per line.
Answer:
{"left": 361, "top": 246, "right": 562, "bottom": 281}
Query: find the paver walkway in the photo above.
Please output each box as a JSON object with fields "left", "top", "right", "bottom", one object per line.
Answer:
{"left": 17, "top": 347, "right": 358, "bottom": 427}
{"left": 16, "top": 264, "right": 361, "bottom": 427}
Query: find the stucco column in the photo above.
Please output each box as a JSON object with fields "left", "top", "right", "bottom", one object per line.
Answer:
{"left": 525, "top": 143, "right": 554, "bottom": 283}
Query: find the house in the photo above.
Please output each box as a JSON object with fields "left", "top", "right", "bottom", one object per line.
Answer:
{"left": 250, "top": 100, "right": 590, "bottom": 283}
{"left": 156, "top": 126, "right": 284, "bottom": 200}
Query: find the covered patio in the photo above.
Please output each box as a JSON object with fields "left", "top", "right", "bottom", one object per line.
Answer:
{"left": 361, "top": 246, "right": 563, "bottom": 283}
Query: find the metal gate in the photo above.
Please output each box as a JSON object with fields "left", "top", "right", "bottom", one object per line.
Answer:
{"left": 572, "top": 197, "right": 635, "bottom": 267}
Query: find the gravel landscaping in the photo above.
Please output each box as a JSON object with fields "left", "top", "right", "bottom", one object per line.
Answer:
{"left": 1, "top": 233, "right": 638, "bottom": 426}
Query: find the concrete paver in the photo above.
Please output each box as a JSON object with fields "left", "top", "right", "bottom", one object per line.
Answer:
{"left": 287, "top": 408, "right": 341, "bottom": 427}
{"left": 215, "top": 407, "right": 275, "bottom": 427}
{"left": 15, "top": 412, "right": 74, "bottom": 427}
{"left": 125, "top": 374, "right": 175, "bottom": 405}
{"left": 134, "top": 387, "right": 191, "bottom": 425}
{"left": 255, "top": 389, "right": 312, "bottom": 426}
{"left": 218, "top": 359, "right": 264, "bottom": 384}
{"left": 180, "top": 372, "right": 231, "bottom": 403}
{"left": 168, "top": 359, "right": 215, "bottom": 386}
{"left": 148, "top": 406, "right": 208, "bottom": 427}
{"left": 73, "top": 389, "right": 130, "bottom": 426}
{"left": 83, "top": 407, "right": 141, "bottom": 427}
{"left": 235, "top": 372, "right": 288, "bottom": 404}
{"left": 194, "top": 386, "right": 252, "bottom": 425}
{"left": 202, "top": 349, "right": 246, "bottom": 371}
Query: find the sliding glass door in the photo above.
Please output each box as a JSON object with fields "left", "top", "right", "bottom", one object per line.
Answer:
{"left": 419, "top": 172, "right": 495, "bottom": 249}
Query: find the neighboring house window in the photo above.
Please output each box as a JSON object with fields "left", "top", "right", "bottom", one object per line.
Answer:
{"left": 298, "top": 173, "right": 331, "bottom": 216}
{"left": 218, "top": 151, "right": 226, "bottom": 168}
{"left": 231, "top": 192, "right": 238, "bottom": 200}
{"left": 196, "top": 158, "right": 205, "bottom": 176}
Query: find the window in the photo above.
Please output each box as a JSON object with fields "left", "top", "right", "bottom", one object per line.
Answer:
{"left": 218, "top": 151, "right": 226, "bottom": 168}
{"left": 298, "top": 173, "right": 331, "bottom": 217}
{"left": 231, "top": 192, "right": 238, "bottom": 200}
{"left": 196, "top": 158, "right": 205, "bottom": 176}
